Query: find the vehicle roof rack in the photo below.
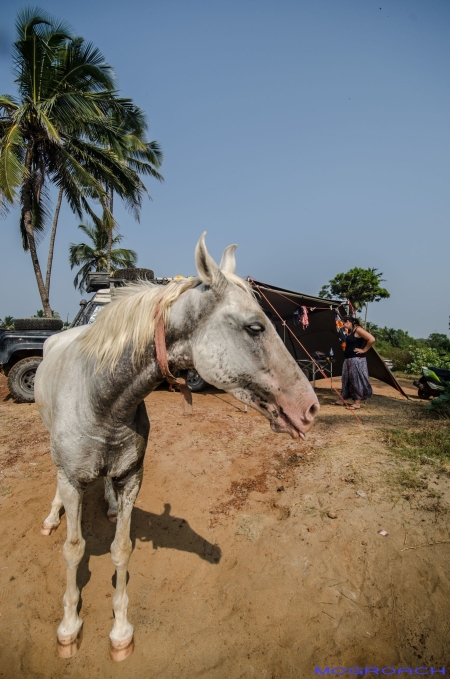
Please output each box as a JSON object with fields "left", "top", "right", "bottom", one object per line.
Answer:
{"left": 85, "top": 272, "right": 111, "bottom": 292}
{"left": 85, "top": 272, "right": 169, "bottom": 293}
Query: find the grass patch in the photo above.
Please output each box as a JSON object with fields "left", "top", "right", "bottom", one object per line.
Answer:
{"left": 392, "top": 467, "right": 425, "bottom": 490}
{"left": 384, "top": 424, "right": 450, "bottom": 471}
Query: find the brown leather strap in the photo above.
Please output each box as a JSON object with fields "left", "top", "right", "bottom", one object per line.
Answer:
{"left": 154, "top": 300, "right": 193, "bottom": 415}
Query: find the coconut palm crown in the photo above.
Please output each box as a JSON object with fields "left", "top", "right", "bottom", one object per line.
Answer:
{"left": 69, "top": 221, "right": 137, "bottom": 292}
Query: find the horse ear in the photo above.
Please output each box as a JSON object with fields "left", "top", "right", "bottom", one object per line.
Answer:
{"left": 219, "top": 244, "right": 237, "bottom": 273}
{"left": 195, "top": 232, "right": 228, "bottom": 294}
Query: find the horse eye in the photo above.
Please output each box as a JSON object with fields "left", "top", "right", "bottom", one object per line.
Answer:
{"left": 247, "top": 323, "right": 265, "bottom": 334}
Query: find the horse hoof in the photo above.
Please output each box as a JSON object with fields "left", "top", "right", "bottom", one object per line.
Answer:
{"left": 109, "top": 635, "right": 134, "bottom": 662}
{"left": 107, "top": 513, "right": 117, "bottom": 523}
{"left": 57, "top": 627, "right": 83, "bottom": 658}
{"left": 41, "top": 522, "right": 59, "bottom": 536}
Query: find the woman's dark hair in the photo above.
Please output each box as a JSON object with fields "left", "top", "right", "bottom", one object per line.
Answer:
{"left": 341, "top": 315, "right": 361, "bottom": 326}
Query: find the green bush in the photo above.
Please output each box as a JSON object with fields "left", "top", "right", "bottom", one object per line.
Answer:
{"left": 426, "top": 384, "right": 450, "bottom": 419}
{"left": 367, "top": 323, "right": 418, "bottom": 350}
{"left": 406, "top": 347, "right": 450, "bottom": 374}
{"left": 377, "top": 344, "right": 413, "bottom": 372}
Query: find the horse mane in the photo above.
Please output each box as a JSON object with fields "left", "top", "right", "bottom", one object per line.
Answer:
{"left": 78, "top": 273, "right": 253, "bottom": 372}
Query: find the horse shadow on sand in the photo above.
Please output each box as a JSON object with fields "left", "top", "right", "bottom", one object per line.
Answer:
{"left": 73, "top": 479, "right": 221, "bottom": 596}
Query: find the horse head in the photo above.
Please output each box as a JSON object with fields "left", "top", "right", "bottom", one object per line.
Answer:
{"left": 185, "top": 233, "right": 320, "bottom": 439}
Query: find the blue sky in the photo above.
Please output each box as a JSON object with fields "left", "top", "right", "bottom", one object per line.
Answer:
{"left": 1, "top": 0, "right": 449, "bottom": 337}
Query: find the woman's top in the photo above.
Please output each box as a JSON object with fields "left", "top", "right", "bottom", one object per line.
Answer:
{"left": 344, "top": 329, "right": 365, "bottom": 359}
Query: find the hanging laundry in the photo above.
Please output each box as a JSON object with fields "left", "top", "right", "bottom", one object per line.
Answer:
{"left": 335, "top": 312, "right": 347, "bottom": 351}
{"left": 300, "top": 306, "right": 309, "bottom": 329}
{"left": 293, "top": 306, "right": 309, "bottom": 329}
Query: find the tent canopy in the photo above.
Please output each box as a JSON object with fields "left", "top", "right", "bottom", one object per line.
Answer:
{"left": 249, "top": 279, "right": 407, "bottom": 398}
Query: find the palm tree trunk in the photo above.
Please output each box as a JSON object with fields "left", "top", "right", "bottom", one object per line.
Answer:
{"left": 106, "top": 187, "right": 113, "bottom": 273}
{"left": 45, "top": 184, "right": 63, "bottom": 299}
{"left": 23, "top": 147, "right": 52, "bottom": 318}
{"left": 364, "top": 303, "right": 369, "bottom": 328}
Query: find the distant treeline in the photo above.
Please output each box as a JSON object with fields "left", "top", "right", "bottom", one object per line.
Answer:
{"left": 366, "top": 323, "right": 450, "bottom": 373}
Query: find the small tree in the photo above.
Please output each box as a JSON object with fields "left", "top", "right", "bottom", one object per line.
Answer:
{"left": 427, "top": 333, "right": 450, "bottom": 353}
{"left": 319, "top": 267, "right": 390, "bottom": 326}
{"left": 0, "top": 316, "right": 15, "bottom": 330}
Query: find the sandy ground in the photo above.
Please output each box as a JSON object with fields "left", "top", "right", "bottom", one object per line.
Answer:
{"left": 0, "top": 373, "right": 449, "bottom": 678}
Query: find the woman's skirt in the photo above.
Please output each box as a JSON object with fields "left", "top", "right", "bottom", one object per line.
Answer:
{"left": 341, "top": 357, "right": 373, "bottom": 401}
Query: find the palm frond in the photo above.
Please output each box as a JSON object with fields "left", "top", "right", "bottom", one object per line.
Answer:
{"left": 110, "top": 247, "right": 137, "bottom": 267}
{"left": 0, "top": 124, "right": 26, "bottom": 202}
{"left": 34, "top": 106, "right": 62, "bottom": 142}
{"left": 15, "top": 8, "right": 53, "bottom": 41}
{"left": 0, "top": 94, "right": 20, "bottom": 113}
{"left": 126, "top": 157, "right": 164, "bottom": 181}
{"left": 57, "top": 38, "right": 115, "bottom": 92}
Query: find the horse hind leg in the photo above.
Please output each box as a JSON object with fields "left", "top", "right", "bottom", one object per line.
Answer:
{"left": 104, "top": 477, "right": 118, "bottom": 522}
{"left": 109, "top": 468, "right": 142, "bottom": 661}
{"left": 41, "top": 480, "right": 64, "bottom": 535}
{"left": 55, "top": 469, "right": 85, "bottom": 658}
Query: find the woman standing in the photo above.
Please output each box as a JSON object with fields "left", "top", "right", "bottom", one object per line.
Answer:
{"left": 334, "top": 316, "right": 376, "bottom": 410}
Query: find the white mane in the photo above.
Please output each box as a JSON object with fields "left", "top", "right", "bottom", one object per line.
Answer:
{"left": 79, "top": 273, "right": 253, "bottom": 372}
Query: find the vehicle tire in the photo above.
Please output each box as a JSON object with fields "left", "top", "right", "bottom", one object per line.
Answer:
{"left": 418, "top": 389, "right": 430, "bottom": 400}
{"left": 7, "top": 357, "right": 42, "bottom": 403}
{"left": 14, "top": 317, "right": 63, "bottom": 331}
{"left": 186, "top": 369, "right": 208, "bottom": 392}
{"left": 301, "top": 367, "right": 312, "bottom": 382}
{"left": 112, "top": 268, "right": 154, "bottom": 281}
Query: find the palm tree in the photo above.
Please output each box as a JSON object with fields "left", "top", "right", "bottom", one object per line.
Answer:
{"left": 0, "top": 8, "right": 163, "bottom": 315}
{"left": 69, "top": 221, "right": 137, "bottom": 292}
{"left": 99, "top": 110, "right": 163, "bottom": 271}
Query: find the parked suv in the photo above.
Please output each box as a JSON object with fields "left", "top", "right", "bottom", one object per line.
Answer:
{"left": 0, "top": 316, "right": 63, "bottom": 402}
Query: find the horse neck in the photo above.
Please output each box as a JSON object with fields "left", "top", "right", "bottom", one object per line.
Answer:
{"left": 93, "top": 287, "right": 204, "bottom": 419}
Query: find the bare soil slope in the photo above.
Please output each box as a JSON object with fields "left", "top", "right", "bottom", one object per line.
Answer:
{"left": 0, "top": 374, "right": 449, "bottom": 678}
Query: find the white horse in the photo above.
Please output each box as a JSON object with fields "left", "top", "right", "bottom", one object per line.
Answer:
{"left": 35, "top": 234, "right": 319, "bottom": 661}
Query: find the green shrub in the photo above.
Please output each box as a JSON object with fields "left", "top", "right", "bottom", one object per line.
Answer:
{"left": 405, "top": 347, "right": 450, "bottom": 374}
{"left": 426, "top": 384, "right": 450, "bottom": 419}
{"left": 376, "top": 343, "right": 413, "bottom": 372}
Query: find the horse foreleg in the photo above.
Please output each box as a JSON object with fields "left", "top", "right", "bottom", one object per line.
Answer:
{"left": 41, "top": 480, "right": 64, "bottom": 535}
{"left": 104, "top": 477, "right": 118, "bottom": 522}
{"left": 109, "top": 468, "right": 142, "bottom": 661}
{"left": 56, "top": 469, "right": 85, "bottom": 658}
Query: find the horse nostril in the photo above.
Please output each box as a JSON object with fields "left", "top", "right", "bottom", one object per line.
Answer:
{"left": 309, "top": 402, "right": 320, "bottom": 419}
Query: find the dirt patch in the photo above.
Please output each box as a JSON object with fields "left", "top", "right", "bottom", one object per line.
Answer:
{"left": 0, "top": 374, "right": 449, "bottom": 678}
